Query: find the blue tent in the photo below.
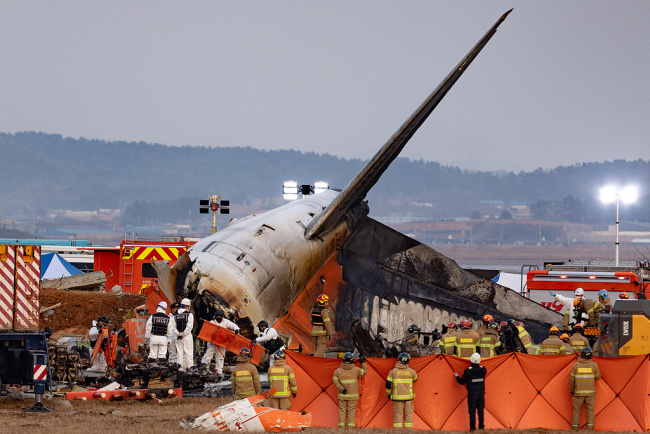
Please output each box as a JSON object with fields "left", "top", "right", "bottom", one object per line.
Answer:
{"left": 41, "top": 253, "right": 83, "bottom": 280}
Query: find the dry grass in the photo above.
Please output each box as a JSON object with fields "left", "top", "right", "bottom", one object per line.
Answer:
{"left": 0, "top": 397, "right": 621, "bottom": 433}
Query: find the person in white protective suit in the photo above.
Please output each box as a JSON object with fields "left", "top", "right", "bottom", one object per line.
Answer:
{"left": 253, "top": 320, "right": 285, "bottom": 366}
{"left": 172, "top": 298, "right": 195, "bottom": 370}
{"left": 145, "top": 301, "right": 173, "bottom": 363}
{"left": 549, "top": 287, "right": 588, "bottom": 328}
{"left": 201, "top": 309, "right": 240, "bottom": 374}
{"left": 167, "top": 302, "right": 180, "bottom": 364}
{"left": 88, "top": 315, "right": 110, "bottom": 372}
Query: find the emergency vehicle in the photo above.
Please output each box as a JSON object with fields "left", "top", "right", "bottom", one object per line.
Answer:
{"left": 524, "top": 259, "right": 650, "bottom": 314}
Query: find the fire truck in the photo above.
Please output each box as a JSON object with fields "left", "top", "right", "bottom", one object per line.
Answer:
{"left": 525, "top": 259, "right": 650, "bottom": 314}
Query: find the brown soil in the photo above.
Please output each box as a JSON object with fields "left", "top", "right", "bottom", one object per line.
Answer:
{"left": 0, "top": 397, "right": 617, "bottom": 434}
{"left": 39, "top": 288, "right": 146, "bottom": 338}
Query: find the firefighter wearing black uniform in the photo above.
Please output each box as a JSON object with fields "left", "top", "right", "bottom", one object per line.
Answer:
{"left": 455, "top": 352, "right": 487, "bottom": 431}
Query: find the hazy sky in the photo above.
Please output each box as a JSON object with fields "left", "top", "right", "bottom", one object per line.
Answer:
{"left": 1, "top": 2, "right": 648, "bottom": 172}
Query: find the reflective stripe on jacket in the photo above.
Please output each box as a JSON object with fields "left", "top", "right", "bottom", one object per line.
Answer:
{"left": 569, "top": 358, "right": 601, "bottom": 396}
{"left": 386, "top": 362, "right": 417, "bottom": 401}
{"left": 268, "top": 360, "right": 297, "bottom": 398}
{"left": 333, "top": 361, "right": 367, "bottom": 400}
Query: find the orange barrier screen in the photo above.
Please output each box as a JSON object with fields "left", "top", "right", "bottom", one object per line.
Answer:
{"left": 285, "top": 351, "right": 650, "bottom": 431}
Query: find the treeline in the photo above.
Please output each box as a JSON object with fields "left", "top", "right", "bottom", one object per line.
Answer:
{"left": 1, "top": 132, "right": 649, "bottom": 225}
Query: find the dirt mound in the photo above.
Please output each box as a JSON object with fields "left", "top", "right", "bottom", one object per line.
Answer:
{"left": 40, "top": 288, "right": 147, "bottom": 336}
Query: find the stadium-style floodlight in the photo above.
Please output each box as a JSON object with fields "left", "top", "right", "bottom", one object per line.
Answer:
{"left": 283, "top": 181, "right": 330, "bottom": 200}
{"left": 600, "top": 185, "right": 638, "bottom": 266}
{"left": 313, "top": 181, "right": 329, "bottom": 194}
{"left": 200, "top": 195, "right": 230, "bottom": 234}
{"left": 283, "top": 181, "right": 299, "bottom": 201}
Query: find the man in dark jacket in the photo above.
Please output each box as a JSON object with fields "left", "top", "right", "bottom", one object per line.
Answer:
{"left": 455, "top": 352, "right": 487, "bottom": 431}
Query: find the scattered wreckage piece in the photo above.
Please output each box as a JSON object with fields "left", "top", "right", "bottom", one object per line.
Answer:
{"left": 198, "top": 322, "right": 268, "bottom": 367}
{"left": 65, "top": 387, "right": 182, "bottom": 401}
{"left": 181, "top": 388, "right": 312, "bottom": 432}
{"left": 41, "top": 271, "right": 107, "bottom": 291}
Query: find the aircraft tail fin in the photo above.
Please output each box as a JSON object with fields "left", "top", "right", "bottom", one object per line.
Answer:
{"left": 305, "top": 9, "right": 512, "bottom": 240}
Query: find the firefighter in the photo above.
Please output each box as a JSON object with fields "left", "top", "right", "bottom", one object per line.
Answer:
{"left": 550, "top": 288, "right": 588, "bottom": 328}
{"left": 559, "top": 333, "right": 575, "bottom": 354}
{"left": 88, "top": 315, "right": 110, "bottom": 372}
{"left": 478, "top": 314, "right": 493, "bottom": 337}
{"left": 386, "top": 352, "right": 417, "bottom": 429}
{"left": 441, "top": 322, "right": 459, "bottom": 355}
{"left": 569, "top": 347, "right": 601, "bottom": 430}
{"left": 454, "top": 353, "right": 487, "bottom": 431}
{"left": 311, "top": 294, "right": 334, "bottom": 357}
{"left": 405, "top": 324, "right": 420, "bottom": 343}
{"left": 619, "top": 292, "right": 629, "bottom": 299}
{"left": 573, "top": 297, "right": 601, "bottom": 328}
{"left": 168, "top": 302, "right": 180, "bottom": 364}
{"left": 514, "top": 321, "right": 534, "bottom": 353}
{"left": 173, "top": 298, "right": 195, "bottom": 371}
{"left": 201, "top": 309, "right": 239, "bottom": 374}
{"left": 456, "top": 320, "right": 480, "bottom": 360}
{"left": 145, "top": 301, "right": 173, "bottom": 363}
{"left": 540, "top": 326, "right": 571, "bottom": 355}
{"left": 569, "top": 324, "right": 590, "bottom": 353}
{"left": 478, "top": 322, "right": 501, "bottom": 358}
{"left": 333, "top": 352, "right": 367, "bottom": 428}
{"left": 231, "top": 347, "right": 262, "bottom": 400}
{"left": 598, "top": 289, "right": 612, "bottom": 314}
{"left": 267, "top": 350, "right": 297, "bottom": 410}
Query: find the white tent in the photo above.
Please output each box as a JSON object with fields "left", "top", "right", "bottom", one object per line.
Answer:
{"left": 41, "top": 253, "right": 83, "bottom": 280}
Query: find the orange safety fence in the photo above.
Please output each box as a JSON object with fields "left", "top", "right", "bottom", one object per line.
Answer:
{"left": 285, "top": 351, "right": 650, "bottom": 431}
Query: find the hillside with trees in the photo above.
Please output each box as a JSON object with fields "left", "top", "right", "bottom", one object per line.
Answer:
{"left": 1, "top": 132, "right": 649, "bottom": 228}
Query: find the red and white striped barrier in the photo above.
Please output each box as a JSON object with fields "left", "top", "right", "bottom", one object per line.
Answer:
{"left": 0, "top": 245, "right": 16, "bottom": 330}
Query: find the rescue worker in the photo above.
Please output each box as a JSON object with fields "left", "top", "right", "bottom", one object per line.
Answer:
{"left": 569, "top": 324, "right": 590, "bottom": 353}
{"left": 514, "top": 321, "right": 534, "bottom": 353}
{"left": 386, "top": 352, "right": 417, "bottom": 429}
{"left": 253, "top": 320, "right": 285, "bottom": 357}
{"left": 498, "top": 321, "right": 526, "bottom": 353}
{"left": 173, "top": 298, "right": 195, "bottom": 371}
{"left": 478, "top": 314, "right": 493, "bottom": 337}
{"left": 559, "top": 333, "right": 575, "bottom": 354}
{"left": 569, "top": 347, "right": 601, "bottom": 430}
{"left": 231, "top": 347, "right": 262, "bottom": 400}
{"left": 430, "top": 330, "right": 444, "bottom": 355}
{"left": 456, "top": 320, "right": 480, "bottom": 360}
{"left": 145, "top": 301, "right": 173, "bottom": 363}
{"left": 168, "top": 302, "right": 181, "bottom": 364}
{"left": 619, "top": 292, "right": 629, "bottom": 299}
{"left": 405, "top": 324, "right": 420, "bottom": 343}
{"left": 551, "top": 287, "right": 589, "bottom": 328}
{"left": 201, "top": 309, "right": 239, "bottom": 374}
{"left": 454, "top": 353, "right": 486, "bottom": 431}
{"left": 333, "top": 352, "right": 367, "bottom": 428}
{"left": 88, "top": 315, "right": 110, "bottom": 372}
{"left": 573, "top": 297, "right": 601, "bottom": 328}
{"left": 540, "top": 326, "right": 571, "bottom": 355}
{"left": 401, "top": 324, "right": 423, "bottom": 357}
{"left": 311, "top": 294, "right": 334, "bottom": 357}
{"left": 478, "top": 322, "right": 501, "bottom": 358}
{"left": 267, "top": 350, "right": 297, "bottom": 410}
{"left": 441, "top": 321, "right": 459, "bottom": 355}
{"left": 598, "top": 289, "right": 612, "bottom": 314}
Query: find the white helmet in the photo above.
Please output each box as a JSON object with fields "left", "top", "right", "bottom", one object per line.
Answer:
{"left": 470, "top": 353, "right": 481, "bottom": 364}
{"left": 574, "top": 288, "right": 584, "bottom": 298}
{"left": 180, "top": 298, "right": 191, "bottom": 307}
{"left": 157, "top": 301, "right": 168, "bottom": 310}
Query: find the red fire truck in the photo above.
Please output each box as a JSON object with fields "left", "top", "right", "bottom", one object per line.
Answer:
{"left": 525, "top": 259, "right": 650, "bottom": 314}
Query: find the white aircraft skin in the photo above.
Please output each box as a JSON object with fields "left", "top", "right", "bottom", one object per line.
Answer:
{"left": 161, "top": 10, "right": 512, "bottom": 329}
{"left": 187, "top": 189, "right": 347, "bottom": 324}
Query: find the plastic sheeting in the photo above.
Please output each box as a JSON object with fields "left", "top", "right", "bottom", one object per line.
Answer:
{"left": 285, "top": 351, "right": 650, "bottom": 431}
{"left": 41, "top": 253, "right": 82, "bottom": 280}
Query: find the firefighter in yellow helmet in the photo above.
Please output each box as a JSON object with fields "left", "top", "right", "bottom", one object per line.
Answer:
{"left": 569, "top": 347, "right": 601, "bottom": 430}
{"left": 540, "top": 326, "right": 571, "bottom": 355}
{"left": 569, "top": 324, "right": 590, "bottom": 353}
{"left": 559, "top": 333, "right": 575, "bottom": 354}
{"left": 267, "top": 350, "right": 297, "bottom": 410}
{"left": 333, "top": 352, "right": 367, "bottom": 428}
{"left": 231, "top": 347, "right": 262, "bottom": 400}
{"left": 386, "top": 352, "right": 417, "bottom": 429}
{"left": 311, "top": 294, "right": 334, "bottom": 357}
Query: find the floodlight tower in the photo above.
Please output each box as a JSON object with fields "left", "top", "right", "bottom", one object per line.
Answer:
{"left": 599, "top": 185, "right": 638, "bottom": 266}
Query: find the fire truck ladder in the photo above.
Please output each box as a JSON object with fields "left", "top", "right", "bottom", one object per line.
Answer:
{"left": 122, "top": 233, "right": 137, "bottom": 294}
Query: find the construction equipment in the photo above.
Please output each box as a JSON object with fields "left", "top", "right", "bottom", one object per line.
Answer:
{"left": 596, "top": 297, "right": 650, "bottom": 357}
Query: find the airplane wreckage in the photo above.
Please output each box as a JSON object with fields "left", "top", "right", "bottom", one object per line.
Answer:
{"left": 154, "top": 9, "right": 561, "bottom": 357}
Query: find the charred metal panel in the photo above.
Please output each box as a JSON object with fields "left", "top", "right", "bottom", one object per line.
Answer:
{"left": 338, "top": 218, "right": 562, "bottom": 343}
